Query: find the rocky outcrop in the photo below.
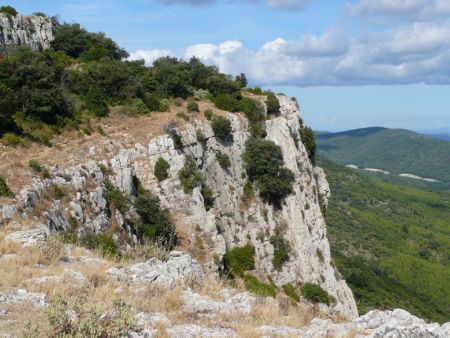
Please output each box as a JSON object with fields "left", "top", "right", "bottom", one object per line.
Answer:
{"left": 107, "top": 251, "right": 205, "bottom": 287}
{"left": 0, "top": 95, "right": 357, "bottom": 319}
{"left": 0, "top": 13, "right": 54, "bottom": 52}
{"left": 0, "top": 289, "right": 48, "bottom": 307}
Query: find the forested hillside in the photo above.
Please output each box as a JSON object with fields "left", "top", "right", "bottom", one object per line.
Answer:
{"left": 321, "top": 158, "right": 450, "bottom": 323}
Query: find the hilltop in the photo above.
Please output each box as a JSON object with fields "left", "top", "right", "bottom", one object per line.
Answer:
{"left": 316, "top": 127, "right": 450, "bottom": 186}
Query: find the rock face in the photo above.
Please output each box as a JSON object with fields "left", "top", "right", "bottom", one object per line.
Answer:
{"left": 0, "top": 13, "right": 54, "bottom": 52}
{"left": 0, "top": 95, "right": 357, "bottom": 319}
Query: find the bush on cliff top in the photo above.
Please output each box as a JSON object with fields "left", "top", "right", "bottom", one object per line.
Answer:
{"left": 0, "top": 6, "right": 18, "bottom": 16}
{"left": 223, "top": 245, "right": 255, "bottom": 276}
{"left": 301, "top": 283, "right": 331, "bottom": 305}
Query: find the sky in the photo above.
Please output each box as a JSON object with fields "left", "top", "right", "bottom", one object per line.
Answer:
{"left": 7, "top": 0, "right": 450, "bottom": 131}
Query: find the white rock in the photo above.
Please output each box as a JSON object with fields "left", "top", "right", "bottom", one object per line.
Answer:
{"left": 167, "top": 324, "right": 235, "bottom": 338}
{"left": 5, "top": 227, "right": 48, "bottom": 246}
{"left": 134, "top": 312, "right": 171, "bottom": 328}
{"left": 0, "top": 289, "right": 48, "bottom": 307}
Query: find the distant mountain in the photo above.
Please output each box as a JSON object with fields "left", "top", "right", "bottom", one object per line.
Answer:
{"left": 421, "top": 132, "right": 450, "bottom": 142}
{"left": 316, "top": 127, "right": 450, "bottom": 184}
{"left": 321, "top": 158, "right": 450, "bottom": 323}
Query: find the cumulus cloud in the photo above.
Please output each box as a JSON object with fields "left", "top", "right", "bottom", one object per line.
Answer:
{"left": 181, "top": 23, "right": 450, "bottom": 86}
{"left": 347, "top": 0, "right": 450, "bottom": 20}
{"left": 128, "top": 49, "right": 175, "bottom": 65}
{"left": 156, "top": 0, "right": 310, "bottom": 10}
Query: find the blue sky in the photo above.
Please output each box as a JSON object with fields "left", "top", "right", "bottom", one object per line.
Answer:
{"left": 9, "top": 0, "right": 450, "bottom": 131}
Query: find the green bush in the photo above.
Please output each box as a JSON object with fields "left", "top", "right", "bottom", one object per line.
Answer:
{"left": 238, "top": 97, "right": 266, "bottom": 138}
{"left": 242, "top": 181, "right": 254, "bottom": 203}
{"left": 167, "top": 128, "right": 183, "bottom": 150}
{"left": 244, "top": 274, "right": 276, "bottom": 298}
{"left": 213, "top": 94, "right": 238, "bottom": 112}
{"left": 159, "top": 99, "right": 170, "bottom": 112}
{"left": 204, "top": 109, "right": 214, "bottom": 120}
{"left": 266, "top": 93, "right": 280, "bottom": 116}
{"left": 80, "top": 233, "right": 120, "bottom": 257}
{"left": 0, "top": 176, "right": 13, "bottom": 197}
{"left": 301, "top": 283, "right": 331, "bottom": 305}
{"left": 106, "top": 181, "right": 129, "bottom": 214}
{"left": 134, "top": 191, "right": 176, "bottom": 248}
{"left": 211, "top": 116, "right": 232, "bottom": 142}
{"left": 216, "top": 151, "right": 231, "bottom": 170}
{"left": 84, "top": 89, "right": 108, "bottom": 117}
{"left": 243, "top": 138, "right": 294, "bottom": 205}
{"left": 98, "top": 163, "right": 112, "bottom": 175}
{"left": 283, "top": 283, "right": 300, "bottom": 303}
{"left": 0, "top": 6, "right": 18, "bottom": 16}
{"left": 28, "top": 160, "right": 50, "bottom": 178}
{"left": 130, "top": 98, "right": 149, "bottom": 115}
{"left": 143, "top": 93, "right": 161, "bottom": 112}
{"left": 2, "top": 133, "right": 21, "bottom": 146}
{"left": 201, "top": 185, "right": 214, "bottom": 210}
{"left": 300, "top": 126, "right": 316, "bottom": 163}
{"left": 178, "top": 156, "right": 203, "bottom": 194}
{"left": 187, "top": 102, "right": 199, "bottom": 113}
{"left": 196, "top": 129, "right": 207, "bottom": 143}
{"left": 271, "top": 232, "right": 290, "bottom": 270}
{"left": 223, "top": 245, "right": 255, "bottom": 276}
{"left": 176, "top": 112, "right": 189, "bottom": 121}
{"left": 154, "top": 157, "right": 170, "bottom": 182}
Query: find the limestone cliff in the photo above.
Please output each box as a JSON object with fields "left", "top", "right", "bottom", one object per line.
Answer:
{"left": 0, "top": 13, "right": 54, "bottom": 52}
{"left": 0, "top": 95, "right": 357, "bottom": 319}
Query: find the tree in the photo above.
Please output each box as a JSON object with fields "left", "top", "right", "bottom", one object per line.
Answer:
{"left": 266, "top": 92, "right": 280, "bottom": 116}
{"left": 235, "top": 73, "right": 248, "bottom": 88}
{"left": 211, "top": 116, "right": 233, "bottom": 142}
{"left": 300, "top": 126, "right": 316, "bottom": 163}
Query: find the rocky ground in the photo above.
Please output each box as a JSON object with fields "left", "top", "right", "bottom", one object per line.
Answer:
{"left": 0, "top": 226, "right": 449, "bottom": 337}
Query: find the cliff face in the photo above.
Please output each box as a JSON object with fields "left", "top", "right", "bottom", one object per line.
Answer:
{"left": 0, "top": 13, "right": 54, "bottom": 52}
{"left": 0, "top": 95, "right": 357, "bottom": 319}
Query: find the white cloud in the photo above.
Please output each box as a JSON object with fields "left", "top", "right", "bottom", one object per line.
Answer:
{"left": 128, "top": 49, "right": 175, "bottom": 66}
{"left": 347, "top": 0, "right": 450, "bottom": 20}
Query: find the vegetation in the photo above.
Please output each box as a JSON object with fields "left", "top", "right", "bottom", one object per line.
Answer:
{"left": 244, "top": 274, "right": 277, "bottom": 298}
{"left": 167, "top": 127, "right": 184, "bottom": 151}
{"left": 134, "top": 189, "right": 176, "bottom": 249}
{"left": 300, "top": 126, "right": 316, "bottom": 163}
{"left": 80, "top": 232, "right": 120, "bottom": 257}
{"left": 265, "top": 93, "right": 280, "bottom": 116}
{"left": 317, "top": 127, "right": 450, "bottom": 185}
{"left": 0, "top": 5, "right": 17, "bottom": 16}
{"left": 270, "top": 230, "right": 290, "bottom": 270}
{"left": 238, "top": 97, "right": 266, "bottom": 138}
{"left": 154, "top": 157, "right": 170, "bottom": 182}
{"left": 282, "top": 283, "right": 300, "bottom": 303}
{"left": 196, "top": 129, "right": 207, "bottom": 143}
{"left": 301, "top": 283, "right": 330, "bottom": 305}
{"left": 0, "top": 176, "right": 13, "bottom": 197}
{"left": 105, "top": 181, "right": 129, "bottom": 214}
{"left": 211, "top": 116, "right": 232, "bottom": 142}
{"left": 243, "top": 138, "right": 294, "bottom": 205}
{"left": 321, "top": 158, "right": 450, "bottom": 323}
{"left": 204, "top": 109, "right": 213, "bottom": 120}
{"left": 201, "top": 184, "right": 214, "bottom": 210}
{"left": 223, "top": 245, "right": 255, "bottom": 276}
{"left": 187, "top": 101, "right": 199, "bottom": 112}
{"left": 216, "top": 151, "right": 231, "bottom": 170}
{"left": 178, "top": 156, "right": 203, "bottom": 194}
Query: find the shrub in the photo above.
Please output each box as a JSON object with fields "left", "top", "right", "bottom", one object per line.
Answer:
{"left": 300, "top": 126, "right": 316, "bottom": 163}
{"left": 187, "top": 102, "right": 199, "bottom": 113}
{"left": 216, "top": 151, "right": 231, "bottom": 170}
{"left": 154, "top": 157, "right": 170, "bottom": 182}
{"left": 0, "top": 176, "right": 13, "bottom": 197}
{"left": 204, "top": 109, "right": 214, "bottom": 120}
{"left": 159, "top": 99, "right": 170, "bottom": 112}
{"left": 301, "top": 283, "right": 331, "bottom": 305}
{"left": 106, "top": 181, "right": 129, "bottom": 214}
{"left": 243, "top": 138, "right": 294, "bottom": 205}
{"left": 80, "top": 233, "right": 120, "bottom": 257}
{"left": 223, "top": 245, "right": 255, "bottom": 276}
{"left": 242, "top": 181, "right": 254, "bottom": 203}
{"left": 28, "top": 160, "right": 50, "bottom": 178}
{"left": 271, "top": 231, "right": 290, "bottom": 270}
{"left": 266, "top": 92, "right": 280, "bottom": 116}
{"left": 130, "top": 98, "right": 149, "bottom": 115}
{"left": 134, "top": 191, "right": 176, "bottom": 248}
{"left": 176, "top": 112, "right": 189, "bottom": 121}
{"left": 238, "top": 97, "right": 266, "bottom": 138}
{"left": 52, "top": 185, "right": 65, "bottom": 199}
{"left": 196, "top": 129, "right": 207, "bottom": 143}
{"left": 178, "top": 156, "right": 203, "bottom": 194}
{"left": 244, "top": 274, "right": 276, "bottom": 298}
{"left": 0, "top": 6, "right": 18, "bottom": 16}
{"left": 201, "top": 184, "right": 214, "bottom": 210}
{"left": 84, "top": 89, "right": 108, "bottom": 117}
{"left": 211, "top": 116, "right": 232, "bottom": 142}
{"left": 2, "top": 133, "right": 21, "bottom": 146}
{"left": 167, "top": 127, "right": 183, "bottom": 150}
{"left": 143, "top": 93, "right": 161, "bottom": 112}
{"left": 213, "top": 94, "right": 238, "bottom": 112}
{"left": 98, "top": 163, "right": 112, "bottom": 175}
{"left": 283, "top": 283, "right": 300, "bottom": 303}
